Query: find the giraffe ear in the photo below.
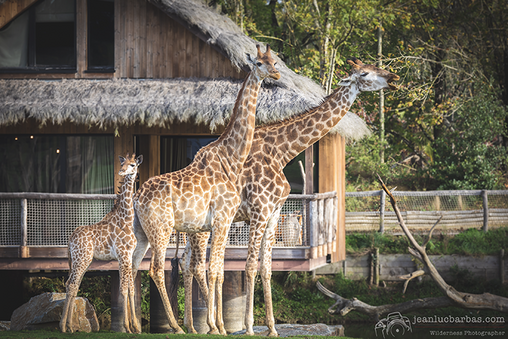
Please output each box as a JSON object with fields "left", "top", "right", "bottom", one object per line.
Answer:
{"left": 119, "top": 156, "right": 126, "bottom": 165}
{"left": 246, "top": 52, "right": 256, "bottom": 66}
{"left": 136, "top": 155, "right": 143, "bottom": 166}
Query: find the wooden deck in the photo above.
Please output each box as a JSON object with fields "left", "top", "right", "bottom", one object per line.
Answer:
{"left": 0, "top": 246, "right": 327, "bottom": 272}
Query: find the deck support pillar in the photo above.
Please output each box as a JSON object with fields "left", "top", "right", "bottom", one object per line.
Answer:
{"left": 191, "top": 271, "right": 246, "bottom": 334}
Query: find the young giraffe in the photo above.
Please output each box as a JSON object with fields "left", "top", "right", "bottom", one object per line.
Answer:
{"left": 130, "top": 45, "right": 280, "bottom": 335}
{"left": 60, "top": 153, "right": 143, "bottom": 333}
{"left": 181, "top": 58, "right": 400, "bottom": 336}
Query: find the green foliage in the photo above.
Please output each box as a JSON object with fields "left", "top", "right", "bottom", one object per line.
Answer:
{"left": 428, "top": 86, "right": 508, "bottom": 190}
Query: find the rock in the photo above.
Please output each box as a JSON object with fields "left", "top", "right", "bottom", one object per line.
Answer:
{"left": 10, "top": 292, "right": 99, "bottom": 332}
{"left": 231, "top": 323, "right": 345, "bottom": 337}
{"left": 0, "top": 321, "right": 10, "bottom": 331}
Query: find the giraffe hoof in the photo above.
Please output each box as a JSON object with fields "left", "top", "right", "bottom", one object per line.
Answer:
{"left": 208, "top": 329, "right": 221, "bottom": 335}
{"left": 268, "top": 331, "right": 279, "bottom": 337}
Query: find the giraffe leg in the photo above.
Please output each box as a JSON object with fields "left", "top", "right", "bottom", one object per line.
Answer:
{"left": 181, "top": 241, "right": 197, "bottom": 334}
{"left": 119, "top": 257, "right": 141, "bottom": 334}
{"left": 244, "top": 219, "right": 266, "bottom": 335}
{"left": 60, "top": 254, "right": 91, "bottom": 333}
{"left": 182, "top": 233, "right": 209, "bottom": 334}
{"left": 117, "top": 260, "right": 131, "bottom": 333}
{"left": 206, "top": 225, "right": 230, "bottom": 335}
{"left": 259, "top": 211, "right": 281, "bottom": 337}
{"left": 150, "top": 245, "right": 185, "bottom": 334}
{"left": 131, "top": 214, "right": 150, "bottom": 279}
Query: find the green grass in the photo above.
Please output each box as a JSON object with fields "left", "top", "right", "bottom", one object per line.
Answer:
{"left": 346, "top": 227, "right": 508, "bottom": 255}
{"left": 0, "top": 330, "right": 354, "bottom": 339}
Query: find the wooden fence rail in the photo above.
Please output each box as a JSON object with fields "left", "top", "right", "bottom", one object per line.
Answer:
{"left": 345, "top": 190, "right": 508, "bottom": 233}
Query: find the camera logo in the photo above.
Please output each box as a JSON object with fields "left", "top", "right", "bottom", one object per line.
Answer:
{"left": 375, "top": 312, "right": 412, "bottom": 338}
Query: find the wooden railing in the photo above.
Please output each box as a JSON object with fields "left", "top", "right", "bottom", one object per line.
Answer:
{"left": 0, "top": 192, "right": 337, "bottom": 260}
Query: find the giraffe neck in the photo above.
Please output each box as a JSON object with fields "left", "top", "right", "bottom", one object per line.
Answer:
{"left": 216, "top": 72, "right": 261, "bottom": 175}
{"left": 116, "top": 174, "right": 136, "bottom": 225}
{"left": 274, "top": 85, "right": 360, "bottom": 166}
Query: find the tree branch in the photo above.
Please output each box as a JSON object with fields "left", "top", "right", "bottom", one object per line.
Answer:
{"left": 317, "top": 176, "right": 508, "bottom": 316}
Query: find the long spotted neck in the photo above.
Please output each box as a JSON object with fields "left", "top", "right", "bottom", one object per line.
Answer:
{"left": 117, "top": 173, "right": 136, "bottom": 226}
{"left": 217, "top": 72, "right": 261, "bottom": 177}
{"left": 275, "top": 85, "right": 360, "bottom": 167}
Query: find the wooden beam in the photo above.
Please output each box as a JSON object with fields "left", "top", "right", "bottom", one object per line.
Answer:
{"left": 0, "top": 0, "right": 38, "bottom": 29}
{"left": 318, "top": 134, "right": 346, "bottom": 262}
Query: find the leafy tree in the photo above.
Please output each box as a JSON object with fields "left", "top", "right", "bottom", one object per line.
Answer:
{"left": 428, "top": 85, "right": 508, "bottom": 189}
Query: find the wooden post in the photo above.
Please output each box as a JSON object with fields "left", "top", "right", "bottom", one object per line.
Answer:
{"left": 192, "top": 277, "right": 209, "bottom": 334}
{"left": 375, "top": 248, "right": 380, "bottom": 287}
{"left": 482, "top": 190, "right": 489, "bottom": 232}
{"left": 304, "top": 146, "right": 313, "bottom": 194}
{"left": 20, "top": 198, "right": 28, "bottom": 258}
{"left": 222, "top": 271, "right": 246, "bottom": 333}
{"left": 318, "top": 134, "right": 346, "bottom": 262}
{"left": 379, "top": 190, "right": 386, "bottom": 234}
{"left": 500, "top": 249, "right": 505, "bottom": 284}
{"left": 309, "top": 199, "right": 318, "bottom": 259}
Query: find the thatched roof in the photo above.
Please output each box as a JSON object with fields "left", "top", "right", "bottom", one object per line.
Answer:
{"left": 149, "top": 0, "right": 324, "bottom": 104}
{"left": 0, "top": 78, "right": 370, "bottom": 140}
{"left": 0, "top": 0, "right": 371, "bottom": 141}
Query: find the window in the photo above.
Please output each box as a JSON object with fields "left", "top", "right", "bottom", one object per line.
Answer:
{"left": 0, "top": 135, "right": 114, "bottom": 193}
{"left": 0, "top": 0, "right": 76, "bottom": 71}
{"left": 160, "top": 137, "right": 217, "bottom": 173}
{"left": 88, "top": 0, "right": 114, "bottom": 70}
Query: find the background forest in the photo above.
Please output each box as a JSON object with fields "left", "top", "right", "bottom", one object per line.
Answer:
{"left": 213, "top": 0, "right": 508, "bottom": 191}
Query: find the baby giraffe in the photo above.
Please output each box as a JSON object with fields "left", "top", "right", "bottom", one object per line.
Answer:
{"left": 60, "top": 153, "right": 143, "bottom": 333}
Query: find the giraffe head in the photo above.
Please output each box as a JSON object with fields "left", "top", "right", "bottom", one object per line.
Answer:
{"left": 118, "top": 153, "right": 143, "bottom": 177}
{"left": 246, "top": 44, "right": 281, "bottom": 81}
{"left": 338, "top": 58, "right": 399, "bottom": 91}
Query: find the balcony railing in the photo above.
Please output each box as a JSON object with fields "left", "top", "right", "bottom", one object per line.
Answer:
{"left": 0, "top": 191, "right": 337, "bottom": 260}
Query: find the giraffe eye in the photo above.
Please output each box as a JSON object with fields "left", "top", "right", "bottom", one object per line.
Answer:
{"left": 360, "top": 72, "right": 368, "bottom": 77}
{"left": 256, "top": 62, "right": 262, "bottom": 66}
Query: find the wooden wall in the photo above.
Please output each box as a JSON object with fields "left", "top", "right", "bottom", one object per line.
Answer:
{"left": 0, "top": 0, "right": 245, "bottom": 80}
{"left": 318, "top": 133, "right": 346, "bottom": 262}
{"left": 0, "top": 0, "right": 37, "bottom": 29}
{"left": 114, "top": 0, "right": 245, "bottom": 79}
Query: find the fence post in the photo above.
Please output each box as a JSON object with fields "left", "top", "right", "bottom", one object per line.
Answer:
{"left": 20, "top": 199, "right": 28, "bottom": 258}
{"left": 379, "top": 190, "right": 386, "bottom": 233}
{"left": 482, "top": 190, "right": 489, "bottom": 232}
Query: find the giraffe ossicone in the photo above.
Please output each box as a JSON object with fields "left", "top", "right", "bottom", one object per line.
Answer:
{"left": 60, "top": 153, "right": 143, "bottom": 333}
{"left": 182, "top": 58, "right": 399, "bottom": 337}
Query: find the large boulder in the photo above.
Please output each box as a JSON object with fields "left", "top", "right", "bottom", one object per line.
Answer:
{"left": 10, "top": 292, "right": 99, "bottom": 332}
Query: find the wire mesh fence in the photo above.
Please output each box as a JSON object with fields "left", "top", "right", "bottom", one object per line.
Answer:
{"left": 0, "top": 192, "right": 335, "bottom": 249}
{"left": 346, "top": 190, "right": 508, "bottom": 233}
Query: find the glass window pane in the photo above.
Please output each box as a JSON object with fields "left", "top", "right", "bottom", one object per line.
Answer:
{"left": 0, "top": 135, "right": 113, "bottom": 194}
{"left": 35, "top": 0, "right": 75, "bottom": 67}
{"left": 161, "top": 137, "right": 216, "bottom": 173}
{"left": 0, "top": 11, "right": 29, "bottom": 67}
{"left": 88, "top": 0, "right": 114, "bottom": 69}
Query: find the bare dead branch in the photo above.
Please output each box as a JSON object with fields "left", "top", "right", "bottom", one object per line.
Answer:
{"left": 318, "top": 175, "right": 508, "bottom": 317}
{"left": 399, "top": 270, "right": 425, "bottom": 294}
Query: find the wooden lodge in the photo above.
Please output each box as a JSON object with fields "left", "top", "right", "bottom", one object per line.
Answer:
{"left": 0, "top": 0, "right": 371, "bottom": 327}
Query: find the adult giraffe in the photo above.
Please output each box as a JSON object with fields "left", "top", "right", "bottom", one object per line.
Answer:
{"left": 181, "top": 58, "right": 400, "bottom": 336}
{"left": 131, "top": 45, "right": 280, "bottom": 335}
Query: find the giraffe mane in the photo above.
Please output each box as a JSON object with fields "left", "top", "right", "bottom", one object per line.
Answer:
{"left": 254, "top": 86, "right": 344, "bottom": 132}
